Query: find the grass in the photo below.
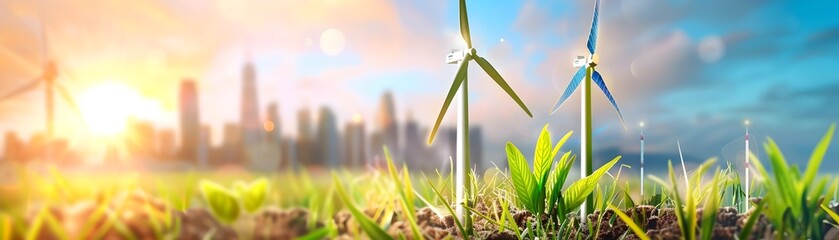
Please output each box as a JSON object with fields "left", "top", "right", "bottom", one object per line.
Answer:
{"left": 0, "top": 124, "right": 838, "bottom": 239}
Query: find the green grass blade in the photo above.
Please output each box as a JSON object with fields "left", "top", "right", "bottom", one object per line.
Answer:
{"left": 821, "top": 204, "right": 839, "bottom": 224}
{"left": 738, "top": 199, "right": 766, "bottom": 240}
{"left": 700, "top": 169, "right": 722, "bottom": 240}
{"left": 294, "top": 227, "right": 332, "bottom": 240}
{"left": 799, "top": 124, "right": 835, "bottom": 192}
{"left": 563, "top": 156, "right": 620, "bottom": 211}
{"left": 333, "top": 174, "right": 393, "bottom": 240}
{"left": 425, "top": 179, "right": 467, "bottom": 237}
{"left": 428, "top": 54, "right": 470, "bottom": 143}
{"left": 609, "top": 204, "right": 650, "bottom": 240}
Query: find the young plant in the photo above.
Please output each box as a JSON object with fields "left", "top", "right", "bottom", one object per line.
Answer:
{"left": 505, "top": 124, "right": 620, "bottom": 221}
{"left": 198, "top": 178, "right": 269, "bottom": 224}
{"left": 649, "top": 158, "right": 718, "bottom": 240}
{"left": 749, "top": 124, "right": 836, "bottom": 239}
{"left": 332, "top": 174, "right": 392, "bottom": 240}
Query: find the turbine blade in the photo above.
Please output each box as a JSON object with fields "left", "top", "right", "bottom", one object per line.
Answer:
{"left": 473, "top": 56, "right": 532, "bottom": 117}
{"left": 586, "top": 0, "right": 601, "bottom": 55}
{"left": 56, "top": 83, "right": 82, "bottom": 118}
{"left": 550, "top": 67, "right": 586, "bottom": 114}
{"left": 0, "top": 78, "right": 42, "bottom": 103}
{"left": 459, "top": 0, "right": 472, "bottom": 49}
{"left": 39, "top": 5, "right": 49, "bottom": 63}
{"left": 428, "top": 54, "right": 471, "bottom": 144}
{"left": 592, "top": 70, "right": 626, "bottom": 129}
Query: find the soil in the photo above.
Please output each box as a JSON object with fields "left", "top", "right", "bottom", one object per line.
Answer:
{"left": 20, "top": 192, "right": 839, "bottom": 239}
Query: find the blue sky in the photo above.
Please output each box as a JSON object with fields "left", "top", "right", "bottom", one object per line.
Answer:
{"left": 0, "top": 0, "right": 838, "bottom": 171}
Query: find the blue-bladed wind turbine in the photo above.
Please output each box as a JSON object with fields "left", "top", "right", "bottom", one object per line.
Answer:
{"left": 550, "top": 0, "right": 626, "bottom": 219}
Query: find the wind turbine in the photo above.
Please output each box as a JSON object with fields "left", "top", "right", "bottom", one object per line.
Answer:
{"left": 0, "top": 11, "right": 82, "bottom": 162}
{"left": 428, "top": 0, "right": 533, "bottom": 233}
{"left": 744, "top": 119, "right": 750, "bottom": 207}
{"left": 640, "top": 121, "right": 645, "bottom": 200}
{"left": 550, "top": 0, "right": 625, "bottom": 218}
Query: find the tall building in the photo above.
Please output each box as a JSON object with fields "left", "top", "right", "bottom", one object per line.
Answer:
{"left": 470, "top": 126, "right": 484, "bottom": 172}
{"left": 240, "top": 62, "right": 262, "bottom": 148}
{"left": 343, "top": 114, "right": 366, "bottom": 168}
{"left": 439, "top": 126, "right": 485, "bottom": 172}
{"left": 3, "top": 132, "right": 24, "bottom": 162}
{"left": 198, "top": 125, "right": 211, "bottom": 168}
{"left": 219, "top": 123, "right": 243, "bottom": 165}
{"left": 265, "top": 103, "right": 283, "bottom": 168}
{"left": 178, "top": 79, "right": 200, "bottom": 164}
{"left": 126, "top": 118, "right": 155, "bottom": 159}
{"left": 402, "top": 112, "right": 428, "bottom": 169}
{"left": 372, "top": 91, "right": 398, "bottom": 161}
{"left": 266, "top": 103, "right": 281, "bottom": 143}
{"left": 316, "top": 106, "right": 341, "bottom": 167}
{"left": 158, "top": 129, "right": 175, "bottom": 160}
{"left": 296, "top": 107, "right": 313, "bottom": 166}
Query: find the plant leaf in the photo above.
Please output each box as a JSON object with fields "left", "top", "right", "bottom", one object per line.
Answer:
{"left": 563, "top": 156, "right": 620, "bottom": 211}
{"left": 533, "top": 124, "right": 553, "bottom": 190}
{"left": 199, "top": 180, "right": 240, "bottom": 224}
{"left": 506, "top": 142, "right": 536, "bottom": 212}
{"left": 234, "top": 178, "right": 269, "bottom": 213}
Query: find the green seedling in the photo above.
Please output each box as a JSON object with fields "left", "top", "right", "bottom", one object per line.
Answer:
{"left": 749, "top": 124, "right": 836, "bottom": 239}
{"left": 199, "top": 178, "right": 269, "bottom": 224}
{"left": 506, "top": 124, "right": 620, "bottom": 223}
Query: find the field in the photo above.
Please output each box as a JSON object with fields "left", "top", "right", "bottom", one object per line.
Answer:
{"left": 1, "top": 125, "right": 839, "bottom": 240}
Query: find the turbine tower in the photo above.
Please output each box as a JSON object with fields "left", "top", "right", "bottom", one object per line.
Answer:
{"left": 551, "top": 0, "right": 626, "bottom": 218}
{"left": 0, "top": 11, "right": 81, "bottom": 162}
{"left": 429, "top": 0, "right": 533, "bottom": 232}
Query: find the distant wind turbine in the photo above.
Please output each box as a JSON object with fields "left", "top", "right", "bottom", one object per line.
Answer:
{"left": 428, "top": 0, "right": 533, "bottom": 233}
{"left": 0, "top": 10, "right": 83, "bottom": 162}
{"left": 550, "top": 0, "right": 626, "bottom": 218}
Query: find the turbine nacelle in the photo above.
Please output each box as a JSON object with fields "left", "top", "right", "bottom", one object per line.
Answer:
{"left": 572, "top": 55, "right": 599, "bottom": 68}
{"left": 446, "top": 48, "right": 477, "bottom": 64}
{"left": 43, "top": 60, "right": 57, "bottom": 82}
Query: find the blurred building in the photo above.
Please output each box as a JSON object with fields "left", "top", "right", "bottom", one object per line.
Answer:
{"left": 126, "top": 118, "right": 156, "bottom": 160}
{"left": 371, "top": 91, "right": 399, "bottom": 163}
{"left": 296, "top": 107, "right": 313, "bottom": 166}
{"left": 178, "top": 79, "right": 200, "bottom": 164}
{"left": 240, "top": 62, "right": 262, "bottom": 149}
{"left": 198, "top": 125, "right": 211, "bottom": 168}
{"left": 316, "top": 106, "right": 341, "bottom": 167}
{"left": 158, "top": 129, "right": 175, "bottom": 160}
{"left": 342, "top": 114, "right": 366, "bottom": 168}
{"left": 3, "top": 132, "right": 24, "bottom": 162}
{"left": 439, "top": 126, "right": 484, "bottom": 172}
{"left": 401, "top": 112, "right": 436, "bottom": 170}
{"left": 266, "top": 103, "right": 281, "bottom": 143}
{"left": 217, "top": 123, "right": 243, "bottom": 166}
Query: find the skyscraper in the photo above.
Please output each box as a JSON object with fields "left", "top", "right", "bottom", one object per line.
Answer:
{"left": 316, "top": 106, "right": 341, "bottom": 167}
{"left": 296, "top": 107, "right": 313, "bottom": 166}
{"left": 178, "top": 79, "right": 200, "bottom": 164}
{"left": 3, "top": 132, "right": 23, "bottom": 162}
{"left": 343, "top": 114, "right": 366, "bottom": 168}
{"left": 372, "top": 91, "right": 398, "bottom": 161}
{"left": 266, "top": 103, "right": 281, "bottom": 143}
{"left": 220, "top": 123, "right": 243, "bottom": 165}
{"left": 158, "top": 129, "right": 175, "bottom": 160}
{"left": 240, "top": 62, "right": 262, "bottom": 148}
{"left": 198, "top": 125, "right": 211, "bottom": 168}
{"left": 470, "top": 126, "right": 484, "bottom": 172}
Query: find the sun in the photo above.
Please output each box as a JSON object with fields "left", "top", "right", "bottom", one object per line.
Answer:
{"left": 78, "top": 82, "right": 159, "bottom": 135}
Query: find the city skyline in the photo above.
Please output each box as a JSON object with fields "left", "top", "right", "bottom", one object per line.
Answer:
{"left": 0, "top": 0, "right": 837, "bottom": 171}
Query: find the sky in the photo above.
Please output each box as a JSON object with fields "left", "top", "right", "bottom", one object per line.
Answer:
{"left": 0, "top": 0, "right": 838, "bottom": 172}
